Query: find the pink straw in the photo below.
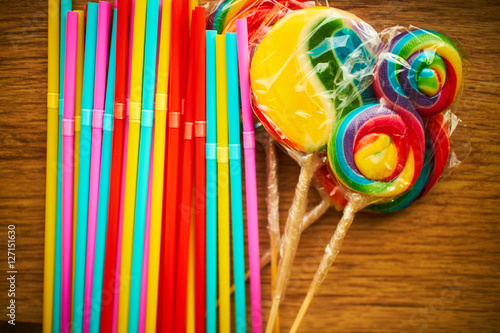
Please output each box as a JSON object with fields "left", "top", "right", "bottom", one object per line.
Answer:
{"left": 236, "top": 19, "right": 262, "bottom": 333}
{"left": 112, "top": 1, "right": 135, "bottom": 331}
{"left": 83, "top": 2, "right": 111, "bottom": 332}
{"left": 61, "top": 11, "right": 78, "bottom": 333}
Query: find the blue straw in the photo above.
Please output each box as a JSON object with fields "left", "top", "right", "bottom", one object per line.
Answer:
{"left": 225, "top": 32, "right": 247, "bottom": 333}
{"left": 73, "top": 3, "right": 98, "bottom": 332}
{"left": 53, "top": 1, "right": 72, "bottom": 332}
{"left": 128, "top": 0, "right": 160, "bottom": 331}
{"left": 206, "top": 29, "right": 218, "bottom": 333}
{"left": 89, "top": 8, "right": 117, "bottom": 332}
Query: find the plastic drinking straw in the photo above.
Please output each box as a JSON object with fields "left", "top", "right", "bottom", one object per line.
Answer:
{"left": 72, "top": 4, "right": 98, "bottom": 332}
{"left": 138, "top": 2, "right": 163, "bottom": 330}
{"left": 88, "top": 8, "right": 117, "bottom": 333}
{"left": 83, "top": 3, "right": 111, "bottom": 332}
{"left": 161, "top": 0, "right": 189, "bottom": 329}
{"left": 186, "top": 221, "right": 196, "bottom": 333}
{"left": 236, "top": 19, "right": 262, "bottom": 333}
{"left": 53, "top": 1, "right": 71, "bottom": 332}
{"left": 173, "top": 7, "right": 204, "bottom": 332}
{"left": 138, "top": 135, "right": 154, "bottom": 333}
{"left": 226, "top": 31, "right": 247, "bottom": 333}
{"left": 205, "top": 29, "right": 217, "bottom": 333}
{"left": 100, "top": 0, "right": 130, "bottom": 330}
{"left": 145, "top": 0, "right": 171, "bottom": 330}
{"left": 43, "top": 1, "right": 59, "bottom": 331}
{"left": 216, "top": 34, "right": 231, "bottom": 333}
{"left": 128, "top": 0, "right": 159, "bottom": 331}
{"left": 118, "top": 0, "right": 147, "bottom": 330}
{"left": 61, "top": 11, "right": 78, "bottom": 333}
{"left": 71, "top": 10, "right": 84, "bottom": 321}
{"left": 193, "top": 8, "right": 207, "bottom": 333}
{"left": 112, "top": 3, "right": 135, "bottom": 330}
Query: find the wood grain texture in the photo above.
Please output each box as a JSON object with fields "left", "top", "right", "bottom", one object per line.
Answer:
{"left": 0, "top": 0, "right": 499, "bottom": 331}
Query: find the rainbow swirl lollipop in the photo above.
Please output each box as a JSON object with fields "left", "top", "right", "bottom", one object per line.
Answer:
{"left": 222, "top": 0, "right": 312, "bottom": 42}
{"left": 250, "top": 6, "right": 380, "bottom": 153}
{"left": 328, "top": 103, "right": 422, "bottom": 198}
{"left": 374, "top": 29, "right": 463, "bottom": 117}
{"left": 209, "top": 0, "right": 312, "bottom": 34}
{"left": 368, "top": 112, "right": 450, "bottom": 212}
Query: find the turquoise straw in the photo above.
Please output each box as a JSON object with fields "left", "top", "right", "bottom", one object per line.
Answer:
{"left": 206, "top": 29, "right": 218, "bottom": 333}
{"left": 73, "top": 3, "right": 98, "bottom": 332}
{"left": 53, "top": 1, "right": 71, "bottom": 332}
{"left": 89, "top": 8, "right": 117, "bottom": 332}
{"left": 128, "top": 0, "right": 159, "bottom": 331}
{"left": 225, "top": 32, "right": 247, "bottom": 333}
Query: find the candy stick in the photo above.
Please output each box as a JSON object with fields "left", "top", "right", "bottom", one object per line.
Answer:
{"left": 236, "top": 19, "right": 262, "bottom": 333}
{"left": 193, "top": 9, "right": 207, "bottom": 333}
{"left": 145, "top": 0, "right": 171, "bottom": 330}
{"left": 128, "top": 0, "right": 159, "bottom": 330}
{"left": 83, "top": 3, "right": 111, "bottom": 332}
{"left": 161, "top": 0, "right": 189, "bottom": 329}
{"left": 100, "top": 0, "right": 131, "bottom": 331}
{"left": 226, "top": 31, "right": 247, "bottom": 333}
{"left": 70, "top": 10, "right": 84, "bottom": 320}
{"left": 118, "top": 0, "right": 147, "bottom": 329}
{"left": 53, "top": 1, "right": 71, "bottom": 331}
{"left": 173, "top": 7, "right": 204, "bottom": 331}
{"left": 72, "top": 4, "right": 98, "bottom": 332}
{"left": 88, "top": 8, "right": 117, "bottom": 332}
{"left": 215, "top": 34, "right": 231, "bottom": 333}
{"left": 44, "top": 1, "right": 59, "bottom": 331}
{"left": 205, "top": 29, "right": 218, "bottom": 333}
{"left": 61, "top": 11, "right": 78, "bottom": 333}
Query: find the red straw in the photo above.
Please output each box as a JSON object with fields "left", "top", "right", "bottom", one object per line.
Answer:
{"left": 100, "top": 1, "right": 130, "bottom": 331}
{"left": 193, "top": 7, "right": 207, "bottom": 332}
{"left": 173, "top": 7, "right": 206, "bottom": 332}
{"left": 160, "top": 0, "right": 190, "bottom": 331}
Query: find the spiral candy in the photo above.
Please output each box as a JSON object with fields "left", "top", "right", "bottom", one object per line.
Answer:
{"left": 374, "top": 29, "right": 463, "bottom": 117}
{"left": 328, "top": 103, "right": 419, "bottom": 197}
{"left": 368, "top": 112, "right": 450, "bottom": 212}
{"left": 250, "top": 7, "right": 380, "bottom": 152}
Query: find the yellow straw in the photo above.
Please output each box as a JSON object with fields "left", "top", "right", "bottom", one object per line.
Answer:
{"left": 145, "top": 0, "right": 171, "bottom": 331}
{"left": 119, "top": 0, "right": 147, "bottom": 332}
{"left": 44, "top": 0, "right": 59, "bottom": 331}
{"left": 215, "top": 34, "right": 231, "bottom": 333}
{"left": 186, "top": 212, "right": 195, "bottom": 333}
{"left": 71, "top": 10, "right": 84, "bottom": 323}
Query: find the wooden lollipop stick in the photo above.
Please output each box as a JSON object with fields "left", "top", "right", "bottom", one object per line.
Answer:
{"left": 290, "top": 194, "right": 368, "bottom": 333}
{"left": 266, "top": 153, "right": 322, "bottom": 333}
{"left": 264, "top": 138, "right": 280, "bottom": 333}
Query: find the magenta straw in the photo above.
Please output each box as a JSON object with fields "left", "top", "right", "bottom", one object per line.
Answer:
{"left": 112, "top": 1, "right": 135, "bottom": 331}
{"left": 236, "top": 19, "right": 262, "bottom": 333}
{"left": 61, "top": 11, "right": 78, "bottom": 333}
{"left": 83, "top": 3, "right": 111, "bottom": 332}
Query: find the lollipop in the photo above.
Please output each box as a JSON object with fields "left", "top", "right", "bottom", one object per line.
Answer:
{"left": 249, "top": 7, "right": 380, "bottom": 332}
{"left": 368, "top": 112, "right": 450, "bottom": 212}
{"left": 290, "top": 29, "right": 463, "bottom": 332}
{"left": 209, "top": 0, "right": 312, "bottom": 34}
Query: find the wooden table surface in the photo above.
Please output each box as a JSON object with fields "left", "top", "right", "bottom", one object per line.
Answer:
{"left": 1, "top": 0, "right": 499, "bottom": 331}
